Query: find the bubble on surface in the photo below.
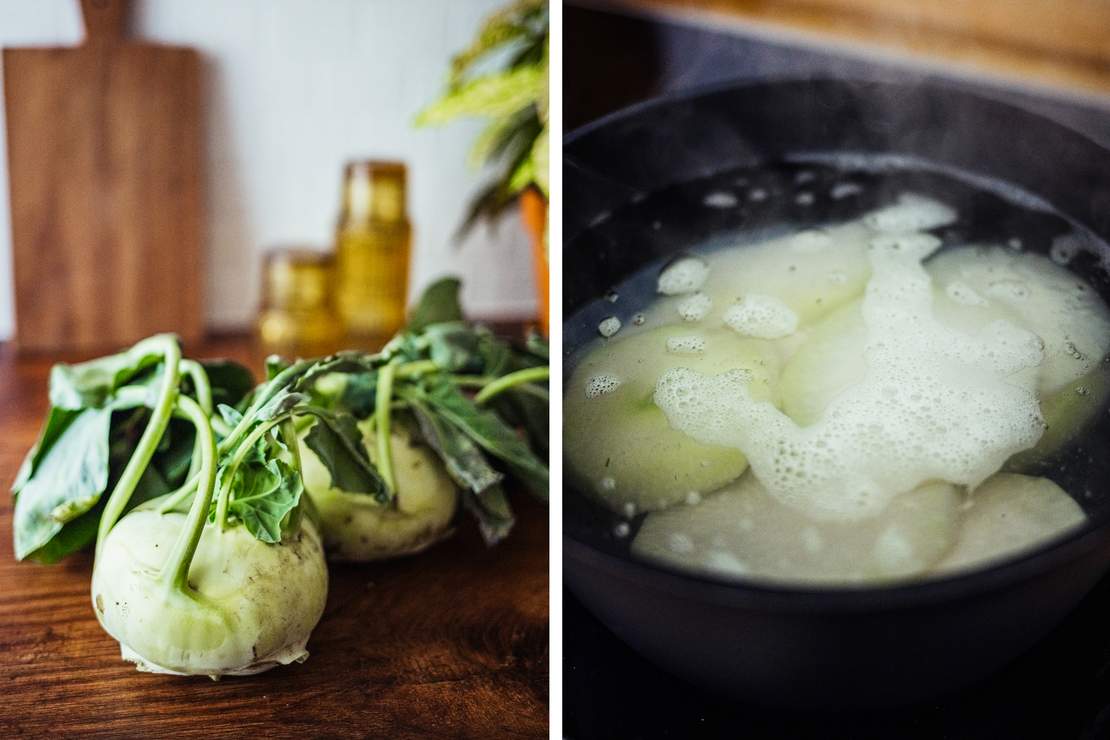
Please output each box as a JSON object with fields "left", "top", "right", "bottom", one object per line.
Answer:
{"left": 585, "top": 374, "right": 621, "bottom": 399}
{"left": 658, "top": 256, "right": 710, "bottom": 295}
{"left": 748, "top": 188, "right": 768, "bottom": 202}
{"left": 795, "top": 191, "right": 815, "bottom": 206}
{"left": 598, "top": 316, "right": 622, "bottom": 338}
{"left": 677, "top": 292, "right": 713, "bottom": 322}
{"left": 831, "top": 182, "right": 863, "bottom": 200}
{"left": 704, "top": 191, "right": 739, "bottom": 208}
{"left": 666, "top": 335, "right": 708, "bottom": 355}
{"left": 724, "top": 295, "right": 799, "bottom": 339}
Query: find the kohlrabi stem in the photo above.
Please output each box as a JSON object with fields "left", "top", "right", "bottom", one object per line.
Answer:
{"left": 219, "top": 359, "right": 312, "bottom": 452}
{"left": 375, "top": 363, "right": 397, "bottom": 493}
{"left": 474, "top": 366, "right": 550, "bottom": 405}
{"left": 96, "top": 336, "right": 181, "bottom": 556}
{"left": 180, "top": 359, "right": 213, "bottom": 416}
{"left": 159, "top": 395, "right": 218, "bottom": 592}
{"left": 395, "top": 359, "right": 437, "bottom": 378}
{"left": 215, "top": 415, "right": 290, "bottom": 530}
{"left": 158, "top": 475, "right": 199, "bottom": 514}
{"left": 280, "top": 418, "right": 305, "bottom": 532}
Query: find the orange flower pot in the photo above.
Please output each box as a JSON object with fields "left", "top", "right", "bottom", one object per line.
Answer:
{"left": 520, "top": 188, "right": 549, "bottom": 336}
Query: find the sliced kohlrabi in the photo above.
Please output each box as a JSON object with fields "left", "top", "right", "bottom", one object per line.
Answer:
{"left": 632, "top": 473, "right": 961, "bottom": 585}
{"left": 565, "top": 325, "right": 780, "bottom": 514}
{"left": 299, "top": 419, "right": 458, "bottom": 561}
{"left": 642, "top": 221, "right": 875, "bottom": 330}
{"left": 927, "top": 246, "right": 1110, "bottom": 395}
{"left": 931, "top": 473, "right": 1086, "bottom": 575}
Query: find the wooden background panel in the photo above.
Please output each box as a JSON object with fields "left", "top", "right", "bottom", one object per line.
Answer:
{"left": 4, "top": 39, "right": 203, "bottom": 353}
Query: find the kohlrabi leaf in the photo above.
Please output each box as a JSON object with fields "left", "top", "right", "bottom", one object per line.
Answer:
{"left": 407, "top": 277, "right": 464, "bottom": 333}
{"left": 221, "top": 458, "right": 303, "bottom": 544}
{"left": 218, "top": 403, "right": 244, "bottom": 428}
{"left": 415, "top": 379, "right": 548, "bottom": 499}
{"left": 408, "top": 398, "right": 504, "bottom": 494}
{"left": 424, "top": 323, "right": 483, "bottom": 372}
{"left": 255, "top": 388, "right": 309, "bottom": 422}
{"left": 302, "top": 409, "right": 388, "bottom": 501}
{"left": 407, "top": 398, "right": 512, "bottom": 545}
{"left": 461, "top": 483, "right": 515, "bottom": 545}
{"left": 201, "top": 359, "right": 256, "bottom": 408}
{"left": 339, "top": 372, "right": 378, "bottom": 419}
{"left": 12, "top": 406, "right": 82, "bottom": 494}
{"left": 48, "top": 334, "right": 176, "bottom": 410}
{"left": 12, "top": 406, "right": 114, "bottom": 560}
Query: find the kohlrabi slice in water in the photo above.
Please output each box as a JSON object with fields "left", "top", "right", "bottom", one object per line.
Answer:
{"left": 778, "top": 301, "right": 868, "bottom": 426}
{"left": 932, "top": 473, "right": 1086, "bottom": 575}
{"left": 565, "top": 325, "right": 780, "bottom": 514}
{"left": 299, "top": 419, "right": 458, "bottom": 561}
{"left": 632, "top": 473, "right": 961, "bottom": 584}
{"left": 927, "top": 246, "right": 1110, "bottom": 395}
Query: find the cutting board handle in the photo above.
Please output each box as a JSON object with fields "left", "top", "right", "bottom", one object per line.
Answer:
{"left": 80, "top": 0, "right": 129, "bottom": 44}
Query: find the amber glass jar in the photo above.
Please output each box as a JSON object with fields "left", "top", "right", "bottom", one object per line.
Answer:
{"left": 335, "top": 160, "right": 412, "bottom": 348}
{"left": 256, "top": 248, "right": 344, "bottom": 358}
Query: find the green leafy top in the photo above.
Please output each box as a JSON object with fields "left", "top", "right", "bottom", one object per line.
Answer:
{"left": 11, "top": 277, "right": 549, "bottom": 563}
{"left": 415, "top": 0, "right": 549, "bottom": 237}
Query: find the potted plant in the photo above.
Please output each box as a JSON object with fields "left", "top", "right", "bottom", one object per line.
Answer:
{"left": 416, "top": 0, "right": 549, "bottom": 335}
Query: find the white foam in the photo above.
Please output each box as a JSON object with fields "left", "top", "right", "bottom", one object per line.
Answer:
{"left": 598, "top": 316, "right": 622, "bottom": 338}
{"left": 946, "top": 280, "right": 988, "bottom": 306}
{"left": 585, "top": 374, "right": 621, "bottom": 399}
{"left": 654, "top": 219, "right": 1046, "bottom": 522}
{"left": 677, "top": 292, "right": 712, "bottom": 322}
{"left": 724, "top": 295, "right": 799, "bottom": 339}
{"left": 658, "top": 256, "right": 710, "bottom": 295}
{"left": 864, "top": 193, "right": 957, "bottom": 233}
{"left": 666, "top": 335, "right": 707, "bottom": 355}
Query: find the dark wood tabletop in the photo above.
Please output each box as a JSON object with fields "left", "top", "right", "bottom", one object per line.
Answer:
{"left": 0, "top": 334, "right": 549, "bottom": 739}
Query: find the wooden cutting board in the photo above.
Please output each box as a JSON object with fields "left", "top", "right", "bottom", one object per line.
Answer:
{"left": 4, "top": 0, "right": 203, "bottom": 353}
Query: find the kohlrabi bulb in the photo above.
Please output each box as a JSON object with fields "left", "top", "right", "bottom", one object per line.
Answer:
{"left": 300, "top": 421, "right": 458, "bottom": 561}
{"left": 91, "top": 502, "right": 328, "bottom": 677}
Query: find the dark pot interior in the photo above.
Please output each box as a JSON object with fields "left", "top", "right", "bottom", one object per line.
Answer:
{"left": 563, "top": 77, "right": 1110, "bottom": 706}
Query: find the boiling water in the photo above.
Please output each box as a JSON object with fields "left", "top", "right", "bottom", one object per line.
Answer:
{"left": 564, "top": 162, "right": 1110, "bottom": 585}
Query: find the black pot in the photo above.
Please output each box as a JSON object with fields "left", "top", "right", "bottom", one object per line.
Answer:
{"left": 563, "top": 77, "right": 1110, "bottom": 707}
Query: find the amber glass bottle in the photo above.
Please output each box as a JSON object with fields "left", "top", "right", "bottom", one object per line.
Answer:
{"left": 256, "top": 249, "right": 344, "bottom": 358}
{"left": 335, "top": 160, "right": 412, "bottom": 348}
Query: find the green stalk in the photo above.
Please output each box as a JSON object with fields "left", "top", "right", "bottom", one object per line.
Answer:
{"left": 375, "top": 363, "right": 397, "bottom": 493}
{"left": 280, "top": 418, "right": 305, "bottom": 532}
{"left": 180, "top": 359, "right": 213, "bottom": 416}
{"left": 96, "top": 336, "right": 181, "bottom": 556}
{"left": 474, "top": 366, "right": 550, "bottom": 404}
{"left": 395, "top": 359, "right": 437, "bottom": 378}
{"left": 159, "top": 395, "right": 218, "bottom": 592}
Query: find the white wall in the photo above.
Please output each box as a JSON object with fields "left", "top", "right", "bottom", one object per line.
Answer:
{"left": 0, "top": 0, "right": 537, "bottom": 339}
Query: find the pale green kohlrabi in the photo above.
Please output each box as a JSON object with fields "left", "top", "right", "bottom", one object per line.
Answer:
{"left": 90, "top": 337, "right": 328, "bottom": 677}
{"left": 299, "top": 417, "right": 458, "bottom": 562}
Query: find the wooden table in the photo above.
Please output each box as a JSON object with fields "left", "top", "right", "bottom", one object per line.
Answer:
{"left": 0, "top": 336, "right": 549, "bottom": 738}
